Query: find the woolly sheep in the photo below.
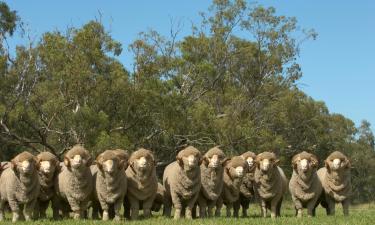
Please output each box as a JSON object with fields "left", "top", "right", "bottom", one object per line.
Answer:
{"left": 54, "top": 145, "right": 93, "bottom": 220}
{"left": 0, "top": 151, "right": 40, "bottom": 222}
{"left": 92, "top": 150, "right": 127, "bottom": 221}
{"left": 317, "top": 151, "right": 351, "bottom": 216}
{"left": 289, "top": 151, "right": 322, "bottom": 217}
{"left": 254, "top": 151, "right": 287, "bottom": 218}
{"left": 196, "top": 147, "right": 226, "bottom": 218}
{"left": 34, "top": 152, "right": 60, "bottom": 219}
{"left": 125, "top": 148, "right": 158, "bottom": 220}
{"left": 216, "top": 156, "right": 247, "bottom": 217}
{"left": 233, "top": 151, "right": 257, "bottom": 217}
{"left": 163, "top": 146, "right": 202, "bottom": 220}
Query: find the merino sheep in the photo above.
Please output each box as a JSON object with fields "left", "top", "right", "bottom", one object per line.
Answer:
{"left": 289, "top": 151, "right": 322, "bottom": 217}
{"left": 233, "top": 151, "right": 257, "bottom": 217}
{"left": 34, "top": 152, "right": 60, "bottom": 219}
{"left": 54, "top": 145, "right": 93, "bottom": 220}
{"left": 163, "top": 146, "right": 202, "bottom": 220}
{"left": 92, "top": 150, "right": 127, "bottom": 221}
{"left": 0, "top": 151, "right": 40, "bottom": 222}
{"left": 254, "top": 151, "right": 287, "bottom": 218}
{"left": 196, "top": 147, "right": 226, "bottom": 218}
{"left": 317, "top": 151, "right": 351, "bottom": 216}
{"left": 215, "top": 156, "right": 247, "bottom": 217}
{"left": 125, "top": 148, "right": 158, "bottom": 220}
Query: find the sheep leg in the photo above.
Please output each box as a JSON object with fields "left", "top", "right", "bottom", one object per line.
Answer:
{"left": 128, "top": 195, "right": 140, "bottom": 220}
{"left": 142, "top": 196, "right": 154, "bottom": 219}
{"left": 198, "top": 198, "right": 207, "bottom": 218}
{"left": 306, "top": 201, "right": 317, "bottom": 217}
{"left": 51, "top": 196, "right": 61, "bottom": 220}
{"left": 162, "top": 195, "right": 172, "bottom": 217}
{"left": 100, "top": 202, "right": 109, "bottom": 221}
{"left": 123, "top": 197, "right": 130, "bottom": 219}
{"left": 207, "top": 200, "right": 215, "bottom": 217}
{"left": 342, "top": 199, "right": 350, "bottom": 216}
{"left": 113, "top": 199, "right": 123, "bottom": 221}
{"left": 260, "top": 200, "right": 267, "bottom": 218}
{"left": 0, "top": 200, "right": 6, "bottom": 221}
{"left": 66, "top": 195, "right": 82, "bottom": 219}
{"left": 226, "top": 203, "right": 233, "bottom": 217}
{"left": 38, "top": 200, "right": 49, "bottom": 219}
{"left": 24, "top": 199, "right": 37, "bottom": 221}
{"left": 326, "top": 197, "right": 335, "bottom": 216}
{"left": 8, "top": 197, "right": 21, "bottom": 222}
{"left": 241, "top": 199, "right": 250, "bottom": 217}
{"left": 215, "top": 197, "right": 223, "bottom": 217}
{"left": 233, "top": 201, "right": 240, "bottom": 218}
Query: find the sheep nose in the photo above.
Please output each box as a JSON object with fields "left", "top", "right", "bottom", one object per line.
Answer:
{"left": 247, "top": 158, "right": 254, "bottom": 167}
{"left": 188, "top": 155, "right": 196, "bottom": 166}
{"left": 21, "top": 160, "right": 31, "bottom": 172}
{"left": 261, "top": 159, "right": 270, "bottom": 171}
{"left": 138, "top": 157, "right": 147, "bottom": 168}
{"left": 236, "top": 166, "right": 244, "bottom": 177}
{"left": 211, "top": 155, "right": 219, "bottom": 167}
{"left": 333, "top": 159, "right": 341, "bottom": 169}
{"left": 104, "top": 160, "right": 114, "bottom": 172}
{"left": 41, "top": 161, "right": 51, "bottom": 173}
{"left": 73, "top": 155, "right": 82, "bottom": 164}
{"left": 300, "top": 159, "right": 308, "bottom": 171}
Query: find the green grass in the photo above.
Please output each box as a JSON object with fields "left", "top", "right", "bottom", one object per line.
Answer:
{"left": 1, "top": 203, "right": 375, "bottom": 224}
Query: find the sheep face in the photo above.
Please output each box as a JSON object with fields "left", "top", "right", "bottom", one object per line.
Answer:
{"left": 177, "top": 146, "right": 202, "bottom": 171}
{"left": 97, "top": 150, "right": 123, "bottom": 174}
{"left": 203, "top": 147, "right": 226, "bottom": 169}
{"left": 325, "top": 151, "right": 350, "bottom": 172}
{"left": 226, "top": 156, "right": 247, "bottom": 179}
{"left": 292, "top": 151, "right": 318, "bottom": 179}
{"left": 37, "top": 152, "right": 60, "bottom": 176}
{"left": 256, "top": 152, "right": 279, "bottom": 173}
{"left": 129, "top": 148, "right": 155, "bottom": 175}
{"left": 11, "top": 151, "right": 37, "bottom": 175}
{"left": 64, "top": 145, "right": 92, "bottom": 170}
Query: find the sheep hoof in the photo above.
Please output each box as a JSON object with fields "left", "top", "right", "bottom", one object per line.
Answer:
{"left": 12, "top": 212, "right": 20, "bottom": 223}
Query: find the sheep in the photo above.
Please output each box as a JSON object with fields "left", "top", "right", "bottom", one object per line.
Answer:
{"left": 233, "top": 151, "right": 257, "bottom": 217}
{"left": 34, "top": 152, "right": 60, "bottom": 219}
{"left": 317, "top": 151, "right": 351, "bottom": 216}
{"left": 196, "top": 147, "right": 226, "bottom": 218}
{"left": 215, "top": 156, "right": 247, "bottom": 217}
{"left": 0, "top": 151, "right": 40, "bottom": 222}
{"left": 254, "top": 151, "right": 287, "bottom": 218}
{"left": 92, "top": 150, "right": 127, "bottom": 221}
{"left": 289, "top": 151, "right": 322, "bottom": 217}
{"left": 163, "top": 146, "right": 202, "bottom": 220}
{"left": 125, "top": 148, "right": 158, "bottom": 220}
{"left": 54, "top": 145, "right": 93, "bottom": 220}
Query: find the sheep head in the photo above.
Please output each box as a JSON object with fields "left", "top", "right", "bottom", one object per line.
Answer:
{"left": 291, "top": 151, "right": 318, "bottom": 178}
{"left": 224, "top": 156, "right": 247, "bottom": 179}
{"left": 325, "top": 151, "right": 351, "bottom": 172}
{"left": 37, "top": 151, "right": 60, "bottom": 176}
{"left": 112, "top": 149, "right": 129, "bottom": 170}
{"left": 176, "top": 146, "right": 202, "bottom": 171}
{"left": 64, "top": 145, "right": 92, "bottom": 170}
{"left": 255, "top": 152, "right": 279, "bottom": 172}
{"left": 241, "top": 151, "right": 257, "bottom": 171}
{"left": 203, "top": 147, "right": 226, "bottom": 169}
{"left": 11, "top": 151, "right": 37, "bottom": 175}
{"left": 96, "top": 150, "right": 124, "bottom": 174}
{"left": 129, "top": 148, "right": 155, "bottom": 174}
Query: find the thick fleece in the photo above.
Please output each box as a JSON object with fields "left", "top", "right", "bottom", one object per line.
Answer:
{"left": 254, "top": 152, "right": 288, "bottom": 218}
{"left": 54, "top": 145, "right": 93, "bottom": 220}
{"left": 125, "top": 148, "right": 158, "bottom": 220}
{"left": 163, "top": 146, "right": 202, "bottom": 220}
{"left": 0, "top": 151, "right": 40, "bottom": 222}
{"left": 197, "top": 147, "right": 226, "bottom": 218}
{"left": 317, "top": 151, "right": 351, "bottom": 216}
{"left": 289, "top": 151, "right": 322, "bottom": 217}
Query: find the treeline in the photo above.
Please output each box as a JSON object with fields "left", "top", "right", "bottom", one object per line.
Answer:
{"left": 0, "top": 1, "right": 374, "bottom": 203}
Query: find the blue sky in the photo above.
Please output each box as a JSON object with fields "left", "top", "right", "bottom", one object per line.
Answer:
{"left": 4, "top": 0, "right": 375, "bottom": 131}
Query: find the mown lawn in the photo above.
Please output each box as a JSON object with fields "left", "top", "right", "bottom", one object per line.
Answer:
{"left": 1, "top": 203, "right": 374, "bottom": 224}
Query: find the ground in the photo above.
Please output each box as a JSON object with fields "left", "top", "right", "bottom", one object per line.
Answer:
{"left": 0, "top": 203, "right": 374, "bottom": 224}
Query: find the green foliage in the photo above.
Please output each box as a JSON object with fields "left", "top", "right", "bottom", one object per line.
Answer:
{"left": 0, "top": 1, "right": 374, "bottom": 203}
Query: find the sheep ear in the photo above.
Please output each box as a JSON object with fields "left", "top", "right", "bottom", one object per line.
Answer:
{"left": 202, "top": 156, "right": 209, "bottom": 166}
{"left": 64, "top": 157, "right": 70, "bottom": 167}
{"left": 274, "top": 159, "right": 280, "bottom": 165}
{"left": 176, "top": 155, "right": 183, "bottom": 167}
{"left": 310, "top": 155, "right": 319, "bottom": 168}
{"left": 324, "top": 159, "right": 331, "bottom": 173}
{"left": 223, "top": 158, "right": 230, "bottom": 167}
{"left": 198, "top": 153, "right": 203, "bottom": 165}
{"left": 344, "top": 158, "right": 351, "bottom": 169}
{"left": 118, "top": 159, "right": 125, "bottom": 170}
{"left": 35, "top": 157, "right": 40, "bottom": 170}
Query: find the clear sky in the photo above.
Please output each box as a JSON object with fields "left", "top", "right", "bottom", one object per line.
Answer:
{"left": 4, "top": 0, "right": 375, "bottom": 131}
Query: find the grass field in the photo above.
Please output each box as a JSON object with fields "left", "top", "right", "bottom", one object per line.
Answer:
{"left": 0, "top": 203, "right": 374, "bottom": 224}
